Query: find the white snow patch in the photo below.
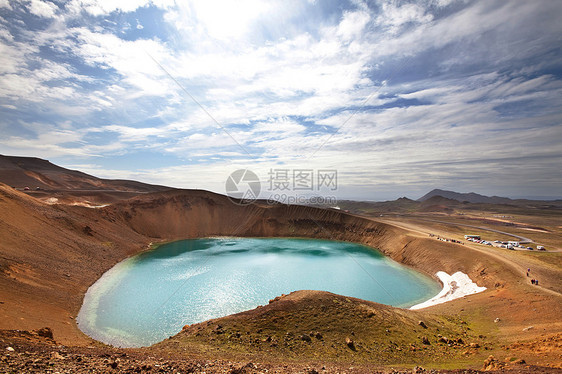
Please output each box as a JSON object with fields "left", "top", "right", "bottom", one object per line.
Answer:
{"left": 410, "top": 271, "right": 486, "bottom": 310}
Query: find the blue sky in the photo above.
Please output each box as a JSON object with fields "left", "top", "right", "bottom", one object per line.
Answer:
{"left": 1, "top": 0, "right": 561, "bottom": 200}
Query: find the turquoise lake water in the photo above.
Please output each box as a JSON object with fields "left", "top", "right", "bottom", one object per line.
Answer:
{"left": 77, "top": 238, "right": 440, "bottom": 347}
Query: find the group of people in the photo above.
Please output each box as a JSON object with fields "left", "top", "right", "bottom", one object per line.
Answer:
{"left": 428, "top": 233, "right": 464, "bottom": 244}
{"left": 527, "top": 268, "right": 539, "bottom": 285}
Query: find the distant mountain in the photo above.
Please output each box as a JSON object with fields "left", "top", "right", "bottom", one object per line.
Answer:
{"left": 333, "top": 191, "right": 562, "bottom": 217}
{"left": 333, "top": 197, "right": 420, "bottom": 214}
{"left": 417, "top": 189, "right": 513, "bottom": 204}
{"left": 0, "top": 154, "right": 170, "bottom": 192}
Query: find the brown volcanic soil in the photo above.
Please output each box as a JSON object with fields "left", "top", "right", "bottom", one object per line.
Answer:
{"left": 4, "top": 330, "right": 560, "bottom": 374}
{"left": 0, "top": 154, "right": 169, "bottom": 193}
{"left": 157, "top": 290, "right": 486, "bottom": 366}
{"left": 0, "top": 183, "right": 561, "bottom": 371}
{"left": 0, "top": 154, "right": 171, "bottom": 207}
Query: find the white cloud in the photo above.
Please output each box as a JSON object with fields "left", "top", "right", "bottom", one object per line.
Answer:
{"left": 191, "top": 0, "right": 272, "bottom": 41}
{"left": 337, "top": 10, "right": 370, "bottom": 40}
{"left": 67, "top": 0, "right": 150, "bottom": 16}
{"left": 25, "top": 0, "right": 58, "bottom": 18}
{"left": 0, "top": 27, "right": 13, "bottom": 42}
{"left": 64, "top": 27, "right": 181, "bottom": 104}
{"left": 252, "top": 118, "right": 306, "bottom": 135}
{"left": 101, "top": 125, "right": 168, "bottom": 142}
{"left": 0, "top": 0, "right": 12, "bottom": 9}
{"left": 0, "top": 122, "right": 125, "bottom": 159}
{"left": 376, "top": 2, "right": 433, "bottom": 34}
{"left": 0, "top": 40, "right": 93, "bottom": 103}
{"left": 0, "top": 37, "right": 37, "bottom": 75}
{"left": 429, "top": 0, "right": 460, "bottom": 7}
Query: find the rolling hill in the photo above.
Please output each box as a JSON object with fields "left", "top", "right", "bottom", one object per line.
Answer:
{"left": 0, "top": 155, "right": 171, "bottom": 205}
{"left": 0, "top": 154, "right": 169, "bottom": 192}
{"left": 417, "top": 189, "right": 515, "bottom": 204}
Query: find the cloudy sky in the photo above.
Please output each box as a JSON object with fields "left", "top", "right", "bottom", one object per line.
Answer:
{"left": 1, "top": 0, "right": 561, "bottom": 200}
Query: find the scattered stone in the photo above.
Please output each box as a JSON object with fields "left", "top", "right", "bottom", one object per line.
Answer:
{"left": 494, "top": 318, "right": 500, "bottom": 323}
{"left": 214, "top": 325, "right": 224, "bottom": 334}
{"left": 301, "top": 334, "right": 312, "bottom": 342}
{"left": 345, "top": 337, "right": 356, "bottom": 351}
{"left": 513, "top": 358, "right": 526, "bottom": 364}
{"left": 36, "top": 327, "right": 54, "bottom": 339}
{"left": 109, "top": 358, "right": 120, "bottom": 369}
{"left": 50, "top": 352, "right": 64, "bottom": 360}
{"left": 438, "top": 336, "right": 448, "bottom": 344}
{"left": 421, "top": 336, "right": 430, "bottom": 345}
{"left": 418, "top": 321, "right": 427, "bottom": 329}
{"left": 315, "top": 332, "right": 323, "bottom": 340}
{"left": 268, "top": 295, "right": 285, "bottom": 304}
{"left": 483, "top": 355, "right": 504, "bottom": 371}
{"left": 412, "top": 366, "right": 425, "bottom": 373}
{"left": 522, "top": 326, "right": 534, "bottom": 331}
{"left": 83, "top": 225, "right": 93, "bottom": 235}
{"left": 469, "top": 342, "right": 480, "bottom": 348}
{"left": 6, "top": 347, "right": 14, "bottom": 352}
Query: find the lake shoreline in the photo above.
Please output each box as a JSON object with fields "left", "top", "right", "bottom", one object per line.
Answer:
{"left": 78, "top": 237, "right": 440, "bottom": 347}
